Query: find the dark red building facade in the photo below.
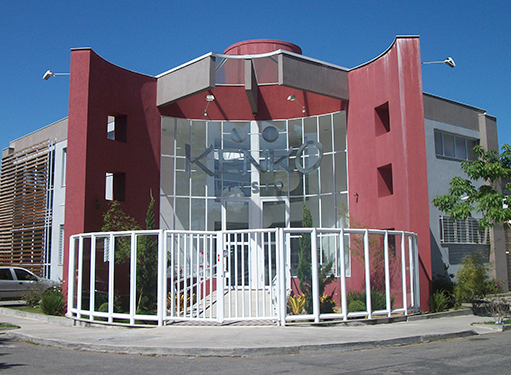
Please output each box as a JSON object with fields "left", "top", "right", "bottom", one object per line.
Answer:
{"left": 63, "top": 37, "right": 433, "bottom": 309}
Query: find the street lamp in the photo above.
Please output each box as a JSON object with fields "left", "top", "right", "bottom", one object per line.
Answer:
{"left": 42, "top": 70, "right": 70, "bottom": 80}
{"left": 422, "top": 57, "right": 456, "bottom": 68}
{"left": 286, "top": 95, "right": 306, "bottom": 113}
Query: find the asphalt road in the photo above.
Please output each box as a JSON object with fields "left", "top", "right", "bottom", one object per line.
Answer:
{"left": 0, "top": 330, "right": 509, "bottom": 374}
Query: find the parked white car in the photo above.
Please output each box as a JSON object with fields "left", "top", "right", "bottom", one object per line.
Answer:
{"left": 0, "top": 267, "right": 60, "bottom": 300}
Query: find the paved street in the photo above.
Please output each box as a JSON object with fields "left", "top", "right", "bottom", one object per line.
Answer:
{"left": 1, "top": 330, "right": 509, "bottom": 374}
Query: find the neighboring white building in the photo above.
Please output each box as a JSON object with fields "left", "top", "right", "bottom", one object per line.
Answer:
{"left": 0, "top": 118, "right": 67, "bottom": 280}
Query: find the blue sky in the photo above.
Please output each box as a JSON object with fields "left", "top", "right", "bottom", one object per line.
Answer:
{"left": 1, "top": 0, "right": 510, "bottom": 150}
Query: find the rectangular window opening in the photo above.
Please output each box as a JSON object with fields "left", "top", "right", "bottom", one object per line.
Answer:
{"left": 105, "top": 172, "right": 126, "bottom": 201}
{"left": 377, "top": 164, "right": 393, "bottom": 197}
{"left": 61, "top": 148, "right": 67, "bottom": 187}
{"left": 107, "top": 115, "right": 127, "bottom": 143}
{"left": 375, "top": 102, "right": 390, "bottom": 136}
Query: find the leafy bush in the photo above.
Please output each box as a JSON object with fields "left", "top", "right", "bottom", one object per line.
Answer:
{"left": 485, "top": 278, "right": 504, "bottom": 295}
{"left": 40, "top": 287, "right": 65, "bottom": 316}
{"left": 428, "top": 290, "right": 449, "bottom": 313}
{"left": 320, "top": 293, "right": 336, "bottom": 313}
{"left": 23, "top": 287, "right": 43, "bottom": 308}
{"left": 346, "top": 290, "right": 393, "bottom": 311}
{"left": 287, "top": 294, "right": 306, "bottom": 315}
{"left": 453, "top": 252, "right": 488, "bottom": 308}
{"left": 432, "top": 272, "right": 454, "bottom": 295}
{"left": 296, "top": 204, "right": 336, "bottom": 313}
{"left": 348, "top": 300, "right": 366, "bottom": 313}
{"left": 98, "top": 295, "right": 123, "bottom": 313}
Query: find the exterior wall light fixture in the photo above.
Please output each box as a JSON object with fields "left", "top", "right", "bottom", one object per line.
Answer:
{"left": 204, "top": 94, "right": 215, "bottom": 116}
{"left": 42, "top": 70, "right": 70, "bottom": 80}
{"left": 287, "top": 95, "right": 306, "bottom": 113}
{"left": 422, "top": 57, "right": 456, "bottom": 68}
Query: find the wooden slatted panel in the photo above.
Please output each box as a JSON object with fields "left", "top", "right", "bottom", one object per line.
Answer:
{"left": 0, "top": 141, "right": 52, "bottom": 276}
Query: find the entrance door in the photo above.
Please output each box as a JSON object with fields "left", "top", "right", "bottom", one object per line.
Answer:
{"left": 221, "top": 198, "right": 249, "bottom": 286}
{"left": 221, "top": 197, "right": 289, "bottom": 287}
{"left": 219, "top": 197, "right": 288, "bottom": 320}
{"left": 261, "top": 198, "right": 289, "bottom": 287}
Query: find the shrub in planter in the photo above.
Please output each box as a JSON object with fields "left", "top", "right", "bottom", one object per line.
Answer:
{"left": 287, "top": 294, "right": 306, "bottom": 315}
{"left": 348, "top": 300, "right": 366, "bottom": 313}
{"left": 428, "top": 290, "right": 449, "bottom": 313}
{"left": 23, "top": 287, "right": 43, "bottom": 308}
{"left": 40, "top": 287, "right": 65, "bottom": 316}
{"left": 453, "top": 252, "right": 488, "bottom": 308}
{"left": 347, "top": 290, "right": 393, "bottom": 312}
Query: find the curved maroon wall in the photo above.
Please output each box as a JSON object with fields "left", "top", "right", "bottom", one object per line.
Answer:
{"left": 63, "top": 49, "right": 160, "bottom": 293}
{"left": 347, "top": 37, "right": 432, "bottom": 308}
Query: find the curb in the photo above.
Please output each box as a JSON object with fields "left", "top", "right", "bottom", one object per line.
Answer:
{"left": 5, "top": 329, "right": 479, "bottom": 357}
{"left": 0, "top": 307, "right": 74, "bottom": 327}
{"left": 407, "top": 309, "right": 473, "bottom": 321}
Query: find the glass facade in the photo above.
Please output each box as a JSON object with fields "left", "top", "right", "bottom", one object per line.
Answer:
{"left": 161, "top": 111, "right": 347, "bottom": 228}
{"left": 160, "top": 111, "right": 349, "bottom": 274}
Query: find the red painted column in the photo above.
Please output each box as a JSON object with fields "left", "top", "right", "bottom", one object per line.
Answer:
{"left": 347, "top": 37, "right": 432, "bottom": 309}
{"left": 62, "top": 48, "right": 160, "bottom": 299}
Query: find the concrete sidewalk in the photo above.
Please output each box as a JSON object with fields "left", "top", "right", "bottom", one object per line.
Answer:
{"left": 0, "top": 308, "right": 507, "bottom": 357}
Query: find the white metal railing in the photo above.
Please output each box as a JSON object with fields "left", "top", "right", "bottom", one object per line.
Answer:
{"left": 68, "top": 228, "right": 419, "bottom": 326}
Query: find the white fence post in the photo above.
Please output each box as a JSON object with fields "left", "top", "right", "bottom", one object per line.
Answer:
{"left": 364, "top": 229, "right": 372, "bottom": 319}
{"left": 339, "top": 229, "right": 348, "bottom": 321}
{"left": 67, "top": 235, "right": 76, "bottom": 316}
{"left": 108, "top": 232, "right": 115, "bottom": 323}
{"left": 400, "top": 232, "right": 408, "bottom": 315}
{"left": 157, "top": 230, "right": 165, "bottom": 326}
{"left": 129, "top": 232, "right": 136, "bottom": 325}
{"left": 278, "top": 228, "right": 286, "bottom": 326}
{"left": 413, "top": 234, "right": 420, "bottom": 312}
{"left": 384, "top": 231, "right": 391, "bottom": 317}
{"left": 217, "top": 232, "right": 224, "bottom": 323}
{"left": 311, "top": 228, "right": 320, "bottom": 323}
{"left": 76, "top": 236, "right": 84, "bottom": 320}
{"left": 90, "top": 235, "right": 97, "bottom": 320}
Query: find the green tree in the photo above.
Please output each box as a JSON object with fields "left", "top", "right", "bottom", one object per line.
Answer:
{"left": 102, "top": 200, "right": 141, "bottom": 263}
{"left": 453, "top": 252, "right": 489, "bottom": 308}
{"left": 296, "top": 204, "right": 335, "bottom": 313}
{"left": 432, "top": 144, "right": 511, "bottom": 228}
{"left": 101, "top": 196, "right": 158, "bottom": 313}
{"left": 136, "top": 192, "right": 158, "bottom": 313}
{"left": 297, "top": 203, "right": 312, "bottom": 303}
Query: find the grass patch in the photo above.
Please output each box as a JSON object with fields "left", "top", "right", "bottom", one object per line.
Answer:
{"left": 5, "top": 305, "right": 44, "bottom": 314}
{"left": 474, "top": 319, "right": 511, "bottom": 325}
{"left": 0, "top": 323, "right": 19, "bottom": 329}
